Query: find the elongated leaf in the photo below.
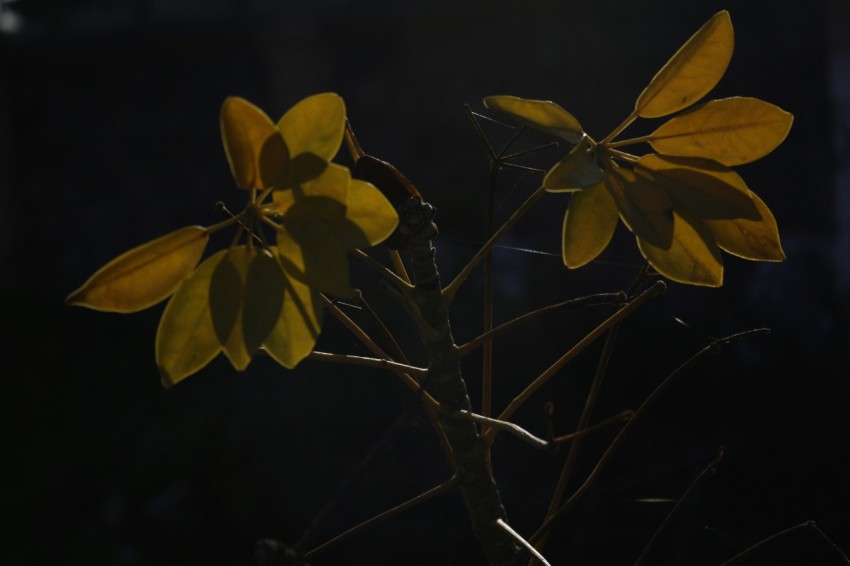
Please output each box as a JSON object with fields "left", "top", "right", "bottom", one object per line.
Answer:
{"left": 635, "top": 11, "right": 734, "bottom": 118}
{"left": 278, "top": 216, "right": 351, "bottom": 298}
{"left": 648, "top": 97, "right": 794, "bottom": 165}
{"left": 705, "top": 191, "right": 785, "bottom": 261}
{"left": 67, "top": 226, "right": 208, "bottom": 313}
{"left": 209, "top": 247, "right": 252, "bottom": 371}
{"left": 278, "top": 92, "right": 346, "bottom": 162}
{"left": 606, "top": 167, "right": 674, "bottom": 248}
{"left": 264, "top": 250, "right": 324, "bottom": 369}
{"left": 638, "top": 211, "right": 723, "bottom": 287}
{"left": 220, "top": 97, "right": 289, "bottom": 189}
{"left": 337, "top": 179, "right": 399, "bottom": 249}
{"left": 544, "top": 136, "right": 605, "bottom": 192}
{"left": 483, "top": 95, "right": 584, "bottom": 143}
{"left": 156, "top": 250, "right": 225, "bottom": 387}
{"left": 636, "top": 154, "right": 759, "bottom": 220}
{"left": 562, "top": 180, "right": 619, "bottom": 268}
{"left": 243, "top": 249, "right": 286, "bottom": 356}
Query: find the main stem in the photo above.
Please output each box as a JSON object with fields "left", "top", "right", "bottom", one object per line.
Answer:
{"left": 402, "top": 201, "right": 519, "bottom": 565}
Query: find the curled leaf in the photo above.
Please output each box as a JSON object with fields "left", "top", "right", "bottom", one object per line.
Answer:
{"left": 636, "top": 154, "right": 759, "bottom": 220}
{"left": 483, "top": 95, "right": 584, "bottom": 143}
{"left": 705, "top": 191, "right": 785, "bottom": 261}
{"left": 67, "top": 226, "right": 208, "bottom": 313}
{"left": 638, "top": 211, "right": 723, "bottom": 287}
{"left": 635, "top": 10, "right": 734, "bottom": 118}
{"left": 648, "top": 97, "right": 794, "bottom": 166}
{"left": 562, "top": 180, "right": 619, "bottom": 268}
{"left": 544, "top": 136, "right": 605, "bottom": 192}
{"left": 156, "top": 250, "right": 225, "bottom": 388}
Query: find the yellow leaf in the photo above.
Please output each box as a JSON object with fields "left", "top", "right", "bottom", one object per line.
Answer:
{"left": 278, "top": 92, "right": 346, "bottom": 162}
{"left": 544, "top": 136, "right": 605, "bottom": 192}
{"left": 264, "top": 250, "right": 324, "bottom": 369}
{"left": 483, "top": 95, "right": 584, "bottom": 143}
{"left": 243, "top": 249, "right": 286, "bottom": 356}
{"left": 278, "top": 217, "right": 351, "bottom": 298}
{"left": 209, "top": 247, "right": 253, "bottom": 371}
{"left": 337, "top": 179, "right": 399, "bottom": 249}
{"left": 636, "top": 154, "right": 759, "bottom": 220}
{"left": 704, "top": 191, "right": 785, "bottom": 261}
{"left": 605, "top": 167, "right": 674, "bottom": 249}
{"left": 638, "top": 211, "right": 723, "bottom": 287}
{"left": 562, "top": 180, "right": 619, "bottom": 268}
{"left": 156, "top": 250, "right": 225, "bottom": 388}
{"left": 648, "top": 97, "right": 794, "bottom": 166}
{"left": 220, "top": 97, "right": 289, "bottom": 189}
{"left": 635, "top": 11, "right": 734, "bottom": 118}
{"left": 272, "top": 163, "right": 350, "bottom": 220}
{"left": 67, "top": 226, "right": 208, "bottom": 313}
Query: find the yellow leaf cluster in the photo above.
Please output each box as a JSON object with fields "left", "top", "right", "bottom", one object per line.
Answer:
{"left": 69, "top": 93, "right": 400, "bottom": 385}
{"left": 484, "top": 10, "right": 792, "bottom": 286}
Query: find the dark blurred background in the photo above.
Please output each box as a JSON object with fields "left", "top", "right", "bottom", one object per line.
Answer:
{"left": 2, "top": 0, "right": 848, "bottom": 564}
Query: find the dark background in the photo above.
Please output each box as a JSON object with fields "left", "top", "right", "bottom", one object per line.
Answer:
{"left": 2, "top": 0, "right": 849, "bottom": 564}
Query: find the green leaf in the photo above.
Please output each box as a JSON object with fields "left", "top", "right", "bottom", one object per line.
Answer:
{"left": 278, "top": 216, "right": 351, "bottom": 298}
{"left": 209, "top": 247, "right": 252, "bottom": 371}
{"left": 67, "top": 226, "right": 208, "bottom": 313}
{"left": 544, "top": 136, "right": 605, "bottom": 192}
{"left": 483, "top": 95, "right": 584, "bottom": 143}
{"left": 636, "top": 154, "right": 759, "bottom": 220}
{"left": 635, "top": 11, "right": 734, "bottom": 118}
{"left": 605, "top": 167, "right": 674, "bottom": 249}
{"left": 337, "top": 178, "right": 399, "bottom": 249}
{"left": 156, "top": 250, "right": 225, "bottom": 388}
{"left": 648, "top": 97, "right": 794, "bottom": 166}
{"left": 273, "top": 163, "right": 350, "bottom": 219}
{"left": 264, "top": 249, "right": 324, "bottom": 369}
{"left": 220, "top": 97, "right": 289, "bottom": 189}
{"left": 562, "top": 180, "right": 619, "bottom": 268}
{"left": 243, "top": 249, "right": 286, "bottom": 356}
{"left": 278, "top": 92, "right": 346, "bottom": 162}
{"left": 704, "top": 191, "right": 785, "bottom": 261}
{"left": 638, "top": 211, "right": 724, "bottom": 287}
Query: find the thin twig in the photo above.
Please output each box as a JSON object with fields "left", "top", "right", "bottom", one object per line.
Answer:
{"left": 305, "top": 476, "right": 460, "bottom": 559}
{"left": 635, "top": 447, "right": 724, "bottom": 565}
{"left": 456, "top": 292, "right": 624, "bottom": 358}
{"left": 454, "top": 410, "right": 551, "bottom": 451}
{"left": 354, "top": 290, "right": 410, "bottom": 364}
{"left": 484, "top": 282, "right": 666, "bottom": 444}
{"left": 496, "top": 519, "right": 552, "bottom": 566}
{"left": 528, "top": 328, "right": 770, "bottom": 545}
{"left": 307, "top": 351, "right": 427, "bottom": 379}
{"left": 720, "top": 520, "right": 850, "bottom": 565}
{"left": 388, "top": 249, "right": 412, "bottom": 285}
{"left": 551, "top": 410, "right": 634, "bottom": 445}
{"left": 351, "top": 249, "right": 414, "bottom": 293}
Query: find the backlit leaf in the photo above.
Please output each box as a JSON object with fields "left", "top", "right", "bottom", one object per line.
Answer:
{"left": 156, "top": 250, "right": 225, "bottom": 388}
{"left": 635, "top": 11, "right": 733, "bottom": 118}
{"left": 648, "top": 97, "right": 794, "bottom": 165}
{"left": 606, "top": 167, "right": 674, "bottom": 248}
{"left": 638, "top": 211, "right": 723, "bottom": 287}
{"left": 67, "top": 226, "right": 208, "bottom": 313}
{"left": 337, "top": 179, "right": 399, "bottom": 249}
{"left": 562, "top": 180, "right": 619, "bottom": 268}
{"left": 544, "top": 136, "right": 605, "bottom": 192}
{"left": 278, "top": 92, "right": 346, "bottom": 162}
{"left": 272, "top": 163, "right": 350, "bottom": 219}
{"left": 278, "top": 217, "right": 351, "bottom": 298}
{"left": 243, "top": 249, "right": 286, "bottom": 356}
{"left": 209, "top": 247, "right": 253, "bottom": 371}
{"left": 220, "top": 97, "right": 289, "bottom": 189}
{"left": 636, "top": 154, "right": 759, "bottom": 220}
{"left": 264, "top": 251, "right": 324, "bottom": 369}
{"left": 483, "top": 95, "right": 584, "bottom": 143}
{"left": 705, "top": 191, "right": 785, "bottom": 261}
